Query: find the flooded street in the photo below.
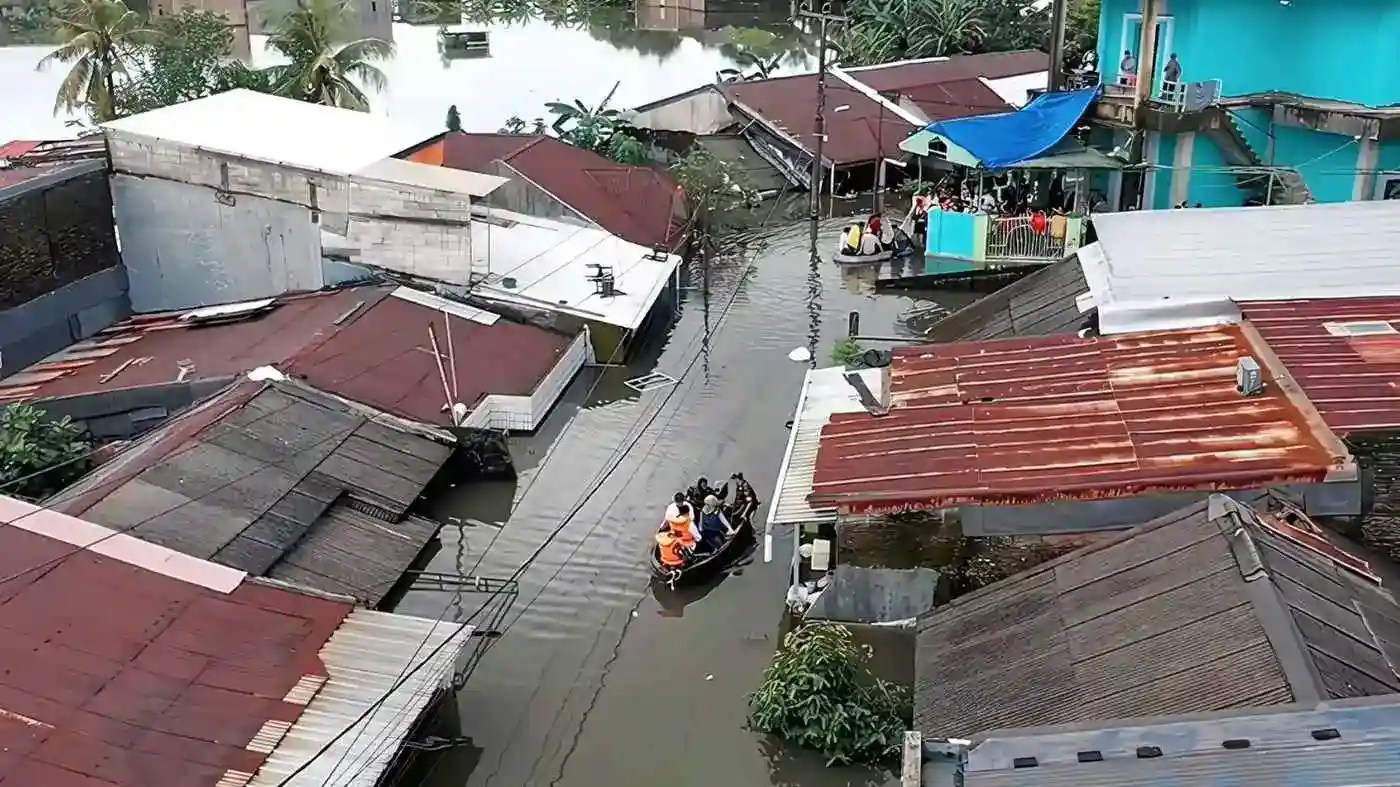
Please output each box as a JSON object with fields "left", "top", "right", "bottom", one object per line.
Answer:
{"left": 393, "top": 209, "right": 980, "bottom": 787}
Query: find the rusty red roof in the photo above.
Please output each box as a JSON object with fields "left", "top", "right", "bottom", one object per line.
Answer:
{"left": 724, "top": 52, "right": 1038, "bottom": 166}
{"left": 0, "top": 287, "right": 382, "bottom": 406}
{"left": 0, "top": 495, "right": 351, "bottom": 787}
{"left": 1244, "top": 297, "right": 1400, "bottom": 435}
{"left": 401, "top": 132, "right": 686, "bottom": 250}
{"left": 809, "top": 327, "right": 1350, "bottom": 515}
{"left": 847, "top": 50, "right": 1048, "bottom": 92}
{"left": 286, "top": 289, "right": 576, "bottom": 426}
{"left": 0, "top": 140, "right": 42, "bottom": 159}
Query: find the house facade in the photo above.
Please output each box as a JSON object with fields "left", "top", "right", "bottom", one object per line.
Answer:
{"left": 1094, "top": 0, "right": 1400, "bottom": 209}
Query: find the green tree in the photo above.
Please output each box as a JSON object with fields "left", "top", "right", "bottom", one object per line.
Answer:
{"left": 0, "top": 404, "right": 93, "bottom": 501}
{"left": 839, "top": 0, "right": 1100, "bottom": 68}
{"left": 749, "top": 624, "right": 910, "bottom": 766}
{"left": 669, "top": 145, "right": 757, "bottom": 235}
{"left": 446, "top": 103, "right": 462, "bottom": 131}
{"left": 115, "top": 9, "right": 270, "bottom": 116}
{"left": 499, "top": 115, "right": 548, "bottom": 134}
{"left": 546, "top": 81, "right": 652, "bottom": 165}
{"left": 830, "top": 336, "right": 866, "bottom": 366}
{"left": 717, "top": 49, "right": 781, "bottom": 83}
{"left": 263, "top": 0, "right": 394, "bottom": 111}
{"left": 37, "top": 0, "right": 160, "bottom": 122}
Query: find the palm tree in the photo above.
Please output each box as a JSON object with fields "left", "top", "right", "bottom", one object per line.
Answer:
{"left": 37, "top": 0, "right": 159, "bottom": 122}
{"left": 717, "top": 49, "right": 781, "bottom": 83}
{"left": 263, "top": 0, "right": 394, "bottom": 112}
{"left": 545, "top": 79, "right": 625, "bottom": 135}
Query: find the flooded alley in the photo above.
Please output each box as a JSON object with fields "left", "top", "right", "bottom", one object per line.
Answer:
{"left": 391, "top": 208, "right": 980, "bottom": 787}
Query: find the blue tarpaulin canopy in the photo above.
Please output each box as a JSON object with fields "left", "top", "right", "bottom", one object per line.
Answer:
{"left": 912, "top": 87, "right": 1101, "bottom": 170}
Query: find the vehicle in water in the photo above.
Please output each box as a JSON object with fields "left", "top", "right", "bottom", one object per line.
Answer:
{"left": 650, "top": 474, "right": 758, "bottom": 588}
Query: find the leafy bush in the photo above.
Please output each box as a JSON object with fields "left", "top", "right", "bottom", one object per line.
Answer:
{"left": 749, "top": 624, "right": 910, "bottom": 766}
{"left": 830, "top": 337, "right": 865, "bottom": 366}
{"left": 0, "top": 404, "right": 93, "bottom": 500}
{"left": 670, "top": 145, "right": 758, "bottom": 233}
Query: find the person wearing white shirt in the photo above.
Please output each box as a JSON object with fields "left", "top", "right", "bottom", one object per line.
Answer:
{"left": 664, "top": 492, "right": 702, "bottom": 545}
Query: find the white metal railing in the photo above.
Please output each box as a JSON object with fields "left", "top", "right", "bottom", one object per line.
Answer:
{"left": 984, "top": 215, "right": 1081, "bottom": 261}
{"left": 1110, "top": 74, "right": 1223, "bottom": 112}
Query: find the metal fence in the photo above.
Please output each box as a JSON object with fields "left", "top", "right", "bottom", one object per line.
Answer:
{"left": 984, "top": 216, "right": 1080, "bottom": 261}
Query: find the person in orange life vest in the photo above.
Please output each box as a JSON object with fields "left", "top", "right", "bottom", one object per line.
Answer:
{"left": 656, "top": 528, "right": 690, "bottom": 567}
{"left": 664, "top": 500, "right": 698, "bottom": 550}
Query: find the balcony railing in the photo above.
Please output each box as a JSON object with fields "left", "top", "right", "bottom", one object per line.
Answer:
{"left": 921, "top": 210, "right": 1086, "bottom": 273}
{"left": 1104, "top": 74, "right": 1223, "bottom": 112}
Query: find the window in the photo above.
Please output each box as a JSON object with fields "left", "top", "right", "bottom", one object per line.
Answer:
{"left": 1323, "top": 321, "right": 1398, "bottom": 337}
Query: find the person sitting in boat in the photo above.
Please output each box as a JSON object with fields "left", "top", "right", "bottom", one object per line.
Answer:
{"left": 698, "top": 494, "right": 735, "bottom": 552}
{"left": 731, "top": 476, "right": 760, "bottom": 521}
{"left": 664, "top": 496, "right": 701, "bottom": 548}
{"left": 842, "top": 223, "right": 863, "bottom": 255}
{"left": 867, "top": 213, "right": 883, "bottom": 239}
{"left": 688, "top": 476, "right": 728, "bottom": 507}
{"left": 656, "top": 527, "right": 692, "bottom": 569}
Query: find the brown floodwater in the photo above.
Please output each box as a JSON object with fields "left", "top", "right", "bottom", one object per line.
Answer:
{"left": 389, "top": 206, "right": 982, "bottom": 787}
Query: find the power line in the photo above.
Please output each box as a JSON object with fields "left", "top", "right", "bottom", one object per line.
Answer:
{"left": 269, "top": 186, "right": 793, "bottom": 787}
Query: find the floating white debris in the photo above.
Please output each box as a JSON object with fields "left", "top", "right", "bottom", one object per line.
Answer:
{"left": 787, "top": 347, "right": 811, "bottom": 363}
{"left": 247, "top": 365, "right": 286, "bottom": 382}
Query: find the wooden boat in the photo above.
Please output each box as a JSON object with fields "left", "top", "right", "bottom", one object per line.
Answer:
{"left": 833, "top": 225, "right": 913, "bottom": 265}
{"left": 650, "top": 509, "right": 755, "bottom": 588}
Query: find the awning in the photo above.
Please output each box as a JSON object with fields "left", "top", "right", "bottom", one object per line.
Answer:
{"left": 1011, "top": 138, "right": 1123, "bottom": 170}
{"left": 899, "top": 86, "right": 1101, "bottom": 169}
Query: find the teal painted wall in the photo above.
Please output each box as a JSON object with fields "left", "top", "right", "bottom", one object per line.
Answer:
{"left": 1272, "top": 125, "right": 1359, "bottom": 203}
{"left": 1148, "top": 132, "right": 1175, "bottom": 209}
{"left": 1185, "top": 132, "right": 1248, "bottom": 208}
{"left": 1099, "top": 0, "right": 1400, "bottom": 106}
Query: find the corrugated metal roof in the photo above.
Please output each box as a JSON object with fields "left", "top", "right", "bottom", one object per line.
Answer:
{"left": 915, "top": 493, "right": 1400, "bottom": 743}
{"left": 1244, "top": 296, "right": 1400, "bottom": 435}
{"left": 250, "top": 608, "right": 471, "bottom": 787}
{"left": 965, "top": 696, "right": 1400, "bottom": 787}
{"left": 767, "top": 366, "right": 886, "bottom": 527}
{"left": 1083, "top": 201, "right": 1400, "bottom": 334}
{"left": 915, "top": 256, "right": 1090, "bottom": 343}
{"left": 402, "top": 133, "right": 686, "bottom": 251}
{"left": 0, "top": 494, "right": 354, "bottom": 787}
{"left": 809, "top": 327, "right": 1351, "bottom": 515}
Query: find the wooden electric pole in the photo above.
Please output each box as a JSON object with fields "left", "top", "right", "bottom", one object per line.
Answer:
{"left": 1047, "top": 0, "right": 1070, "bottom": 91}
{"left": 793, "top": 1, "right": 847, "bottom": 257}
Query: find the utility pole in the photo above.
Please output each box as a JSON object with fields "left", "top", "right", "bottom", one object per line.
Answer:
{"left": 793, "top": 0, "right": 847, "bottom": 256}
{"left": 1047, "top": 0, "right": 1070, "bottom": 91}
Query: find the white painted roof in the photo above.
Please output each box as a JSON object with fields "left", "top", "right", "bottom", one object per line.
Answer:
{"left": 103, "top": 90, "right": 432, "bottom": 176}
{"left": 767, "top": 366, "right": 886, "bottom": 528}
{"left": 1083, "top": 201, "right": 1400, "bottom": 333}
{"left": 251, "top": 609, "right": 471, "bottom": 787}
{"left": 356, "top": 157, "right": 505, "bottom": 198}
{"left": 470, "top": 208, "right": 682, "bottom": 331}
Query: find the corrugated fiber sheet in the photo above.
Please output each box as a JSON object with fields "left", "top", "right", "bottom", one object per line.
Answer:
{"left": 249, "top": 608, "right": 471, "bottom": 787}
{"left": 768, "top": 366, "right": 886, "bottom": 527}
{"left": 809, "top": 327, "right": 1344, "bottom": 515}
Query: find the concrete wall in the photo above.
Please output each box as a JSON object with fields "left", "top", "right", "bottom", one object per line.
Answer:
{"left": 630, "top": 87, "right": 735, "bottom": 135}
{"left": 1099, "top": 0, "right": 1400, "bottom": 105}
{"left": 111, "top": 174, "right": 323, "bottom": 312}
{"left": 107, "top": 131, "right": 477, "bottom": 306}
{"left": 0, "top": 162, "right": 126, "bottom": 378}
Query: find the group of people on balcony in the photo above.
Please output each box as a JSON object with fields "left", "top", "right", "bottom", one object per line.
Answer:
{"left": 918, "top": 172, "right": 1077, "bottom": 218}
{"left": 1119, "top": 51, "right": 1184, "bottom": 101}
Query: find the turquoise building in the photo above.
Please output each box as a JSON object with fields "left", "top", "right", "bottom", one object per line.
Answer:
{"left": 1093, "top": 0, "right": 1400, "bottom": 208}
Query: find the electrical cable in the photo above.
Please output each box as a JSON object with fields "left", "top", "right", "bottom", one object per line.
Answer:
{"left": 269, "top": 187, "right": 795, "bottom": 787}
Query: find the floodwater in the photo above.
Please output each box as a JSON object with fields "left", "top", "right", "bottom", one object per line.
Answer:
{"left": 0, "top": 11, "right": 812, "bottom": 141}
{"left": 392, "top": 204, "right": 982, "bottom": 787}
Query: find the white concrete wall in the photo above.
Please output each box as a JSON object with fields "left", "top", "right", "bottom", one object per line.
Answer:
{"left": 110, "top": 174, "right": 322, "bottom": 313}
{"left": 460, "top": 328, "right": 589, "bottom": 432}
{"left": 107, "top": 132, "right": 478, "bottom": 296}
{"left": 631, "top": 88, "right": 735, "bottom": 135}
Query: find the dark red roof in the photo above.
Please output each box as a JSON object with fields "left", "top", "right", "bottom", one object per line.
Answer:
{"left": 286, "top": 291, "right": 575, "bottom": 425}
{"left": 0, "top": 288, "right": 381, "bottom": 406}
{"left": 0, "top": 498, "right": 351, "bottom": 787}
{"left": 402, "top": 133, "right": 686, "bottom": 251}
{"left": 1244, "top": 297, "right": 1400, "bottom": 435}
{"left": 724, "top": 52, "right": 1043, "bottom": 166}
{"left": 809, "top": 327, "right": 1349, "bottom": 515}
{"left": 0, "top": 140, "right": 42, "bottom": 159}
{"left": 847, "top": 50, "right": 1048, "bottom": 92}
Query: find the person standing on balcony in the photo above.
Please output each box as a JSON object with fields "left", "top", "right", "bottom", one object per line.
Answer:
{"left": 1163, "top": 54, "right": 1183, "bottom": 103}
{"left": 1120, "top": 50, "right": 1137, "bottom": 87}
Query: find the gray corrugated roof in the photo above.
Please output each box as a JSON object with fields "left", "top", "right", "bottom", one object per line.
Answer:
{"left": 965, "top": 696, "right": 1400, "bottom": 787}
{"left": 915, "top": 492, "right": 1400, "bottom": 741}
{"left": 913, "top": 256, "right": 1089, "bottom": 343}
{"left": 52, "top": 380, "right": 453, "bottom": 606}
{"left": 1086, "top": 200, "right": 1400, "bottom": 307}
{"left": 805, "top": 565, "right": 941, "bottom": 623}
